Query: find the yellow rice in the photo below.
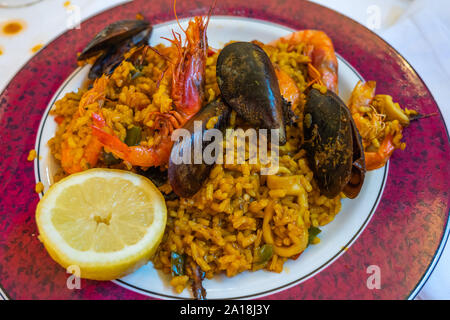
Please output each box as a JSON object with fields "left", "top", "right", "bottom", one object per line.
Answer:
{"left": 49, "top": 40, "right": 343, "bottom": 295}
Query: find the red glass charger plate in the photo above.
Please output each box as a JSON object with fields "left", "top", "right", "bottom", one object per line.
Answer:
{"left": 0, "top": 0, "right": 448, "bottom": 300}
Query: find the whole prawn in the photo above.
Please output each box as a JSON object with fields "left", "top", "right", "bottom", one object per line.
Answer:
{"left": 349, "top": 80, "right": 399, "bottom": 170}
{"left": 92, "top": 8, "right": 213, "bottom": 168}
{"left": 271, "top": 30, "right": 400, "bottom": 171}
{"left": 60, "top": 75, "right": 108, "bottom": 174}
{"left": 270, "top": 30, "right": 339, "bottom": 94}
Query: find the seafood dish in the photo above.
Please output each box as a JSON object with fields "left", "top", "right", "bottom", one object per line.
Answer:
{"left": 35, "top": 5, "right": 420, "bottom": 300}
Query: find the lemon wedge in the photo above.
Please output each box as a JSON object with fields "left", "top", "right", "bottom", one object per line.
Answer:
{"left": 36, "top": 168, "right": 167, "bottom": 280}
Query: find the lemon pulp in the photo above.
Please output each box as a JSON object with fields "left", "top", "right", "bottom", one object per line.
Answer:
{"left": 36, "top": 169, "right": 167, "bottom": 280}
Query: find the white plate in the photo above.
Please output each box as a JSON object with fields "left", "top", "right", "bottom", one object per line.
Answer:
{"left": 34, "top": 16, "right": 387, "bottom": 300}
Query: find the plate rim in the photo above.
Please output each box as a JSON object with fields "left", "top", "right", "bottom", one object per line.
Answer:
{"left": 315, "top": 3, "right": 450, "bottom": 300}
{"left": 32, "top": 19, "right": 389, "bottom": 298}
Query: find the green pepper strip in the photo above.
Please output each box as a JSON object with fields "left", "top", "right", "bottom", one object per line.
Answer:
{"left": 124, "top": 126, "right": 142, "bottom": 147}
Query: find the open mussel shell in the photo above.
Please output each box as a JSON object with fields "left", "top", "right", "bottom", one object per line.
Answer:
{"left": 168, "top": 100, "right": 231, "bottom": 198}
{"left": 87, "top": 28, "right": 152, "bottom": 79}
{"left": 216, "top": 42, "right": 287, "bottom": 145}
{"left": 77, "top": 19, "right": 152, "bottom": 80}
{"left": 78, "top": 19, "right": 151, "bottom": 60}
{"left": 343, "top": 118, "right": 366, "bottom": 199}
{"left": 303, "top": 88, "right": 365, "bottom": 199}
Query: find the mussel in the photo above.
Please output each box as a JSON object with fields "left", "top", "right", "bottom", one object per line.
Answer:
{"left": 168, "top": 99, "right": 231, "bottom": 198}
{"left": 78, "top": 19, "right": 152, "bottom": 79}
{"left": 303, "top": 88, "right": 365, "bottom": 199}
{"left": 344, "top": 115, "right": 366, "bottom": 198}
{"left": 216, "top": 42, "right": 288, "bottom": 145}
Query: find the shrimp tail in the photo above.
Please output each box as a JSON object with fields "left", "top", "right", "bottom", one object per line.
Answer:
{"left": 365, "top": 135, "right": 395, "bottom": 170}
{"left": 91, "top": 113, "right": 172, "bottom": 168}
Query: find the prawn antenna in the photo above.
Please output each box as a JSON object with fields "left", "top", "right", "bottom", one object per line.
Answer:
{"left": 149, "top": 46, "right": 175, "bottom": 65}
{"left": 205, "top": 0, "right": 217, "bottom": 28}
{"left": 173, "top": 0, "right": 186, "bottom": 34}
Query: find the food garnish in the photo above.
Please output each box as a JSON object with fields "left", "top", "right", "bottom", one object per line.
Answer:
{"left": 35, "top": 169, "right": 167, "bottom": 280}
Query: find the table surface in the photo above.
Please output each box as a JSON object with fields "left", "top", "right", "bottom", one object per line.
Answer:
{"left": 0, "top": 0, "right": 448, "bottom": 300}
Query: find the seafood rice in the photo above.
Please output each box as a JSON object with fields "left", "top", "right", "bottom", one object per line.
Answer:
{"left": 48, "top": 40, "right": 342, "bottom": 294}
{"left": 45, "top": 13, "right": 414, "bottom": 298}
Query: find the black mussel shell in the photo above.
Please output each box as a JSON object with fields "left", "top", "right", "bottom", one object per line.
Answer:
{"left": 342, "top": 118, "right": 366, "bottom": 199}
{"left": 216, "top": 42, "right": 287, "bottom": 145}
{"left": 137, "top": 166, "right": 168, "bottom": 188}
{"left": 168, "top": 100, "right": 231, "bottom": 198}
{"left": 303, "top": 88, "right": 356, "bottom": 198}
{"left": 87, "top": 28, "right": 152, "bottom": 79}
{"left": 136, "top": 166, "right": 178, "bottom": 201}
{"left": 78, "top": 20, "right": 151, "bottom": 60}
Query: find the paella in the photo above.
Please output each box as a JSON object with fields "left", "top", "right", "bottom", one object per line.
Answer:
{"left": 33, "top": 5, "right": 420, "bottom": 299}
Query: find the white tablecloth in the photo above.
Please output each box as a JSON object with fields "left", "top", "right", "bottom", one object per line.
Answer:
{"left": 0, "top": 0, "right": 448, "bottom": 300}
